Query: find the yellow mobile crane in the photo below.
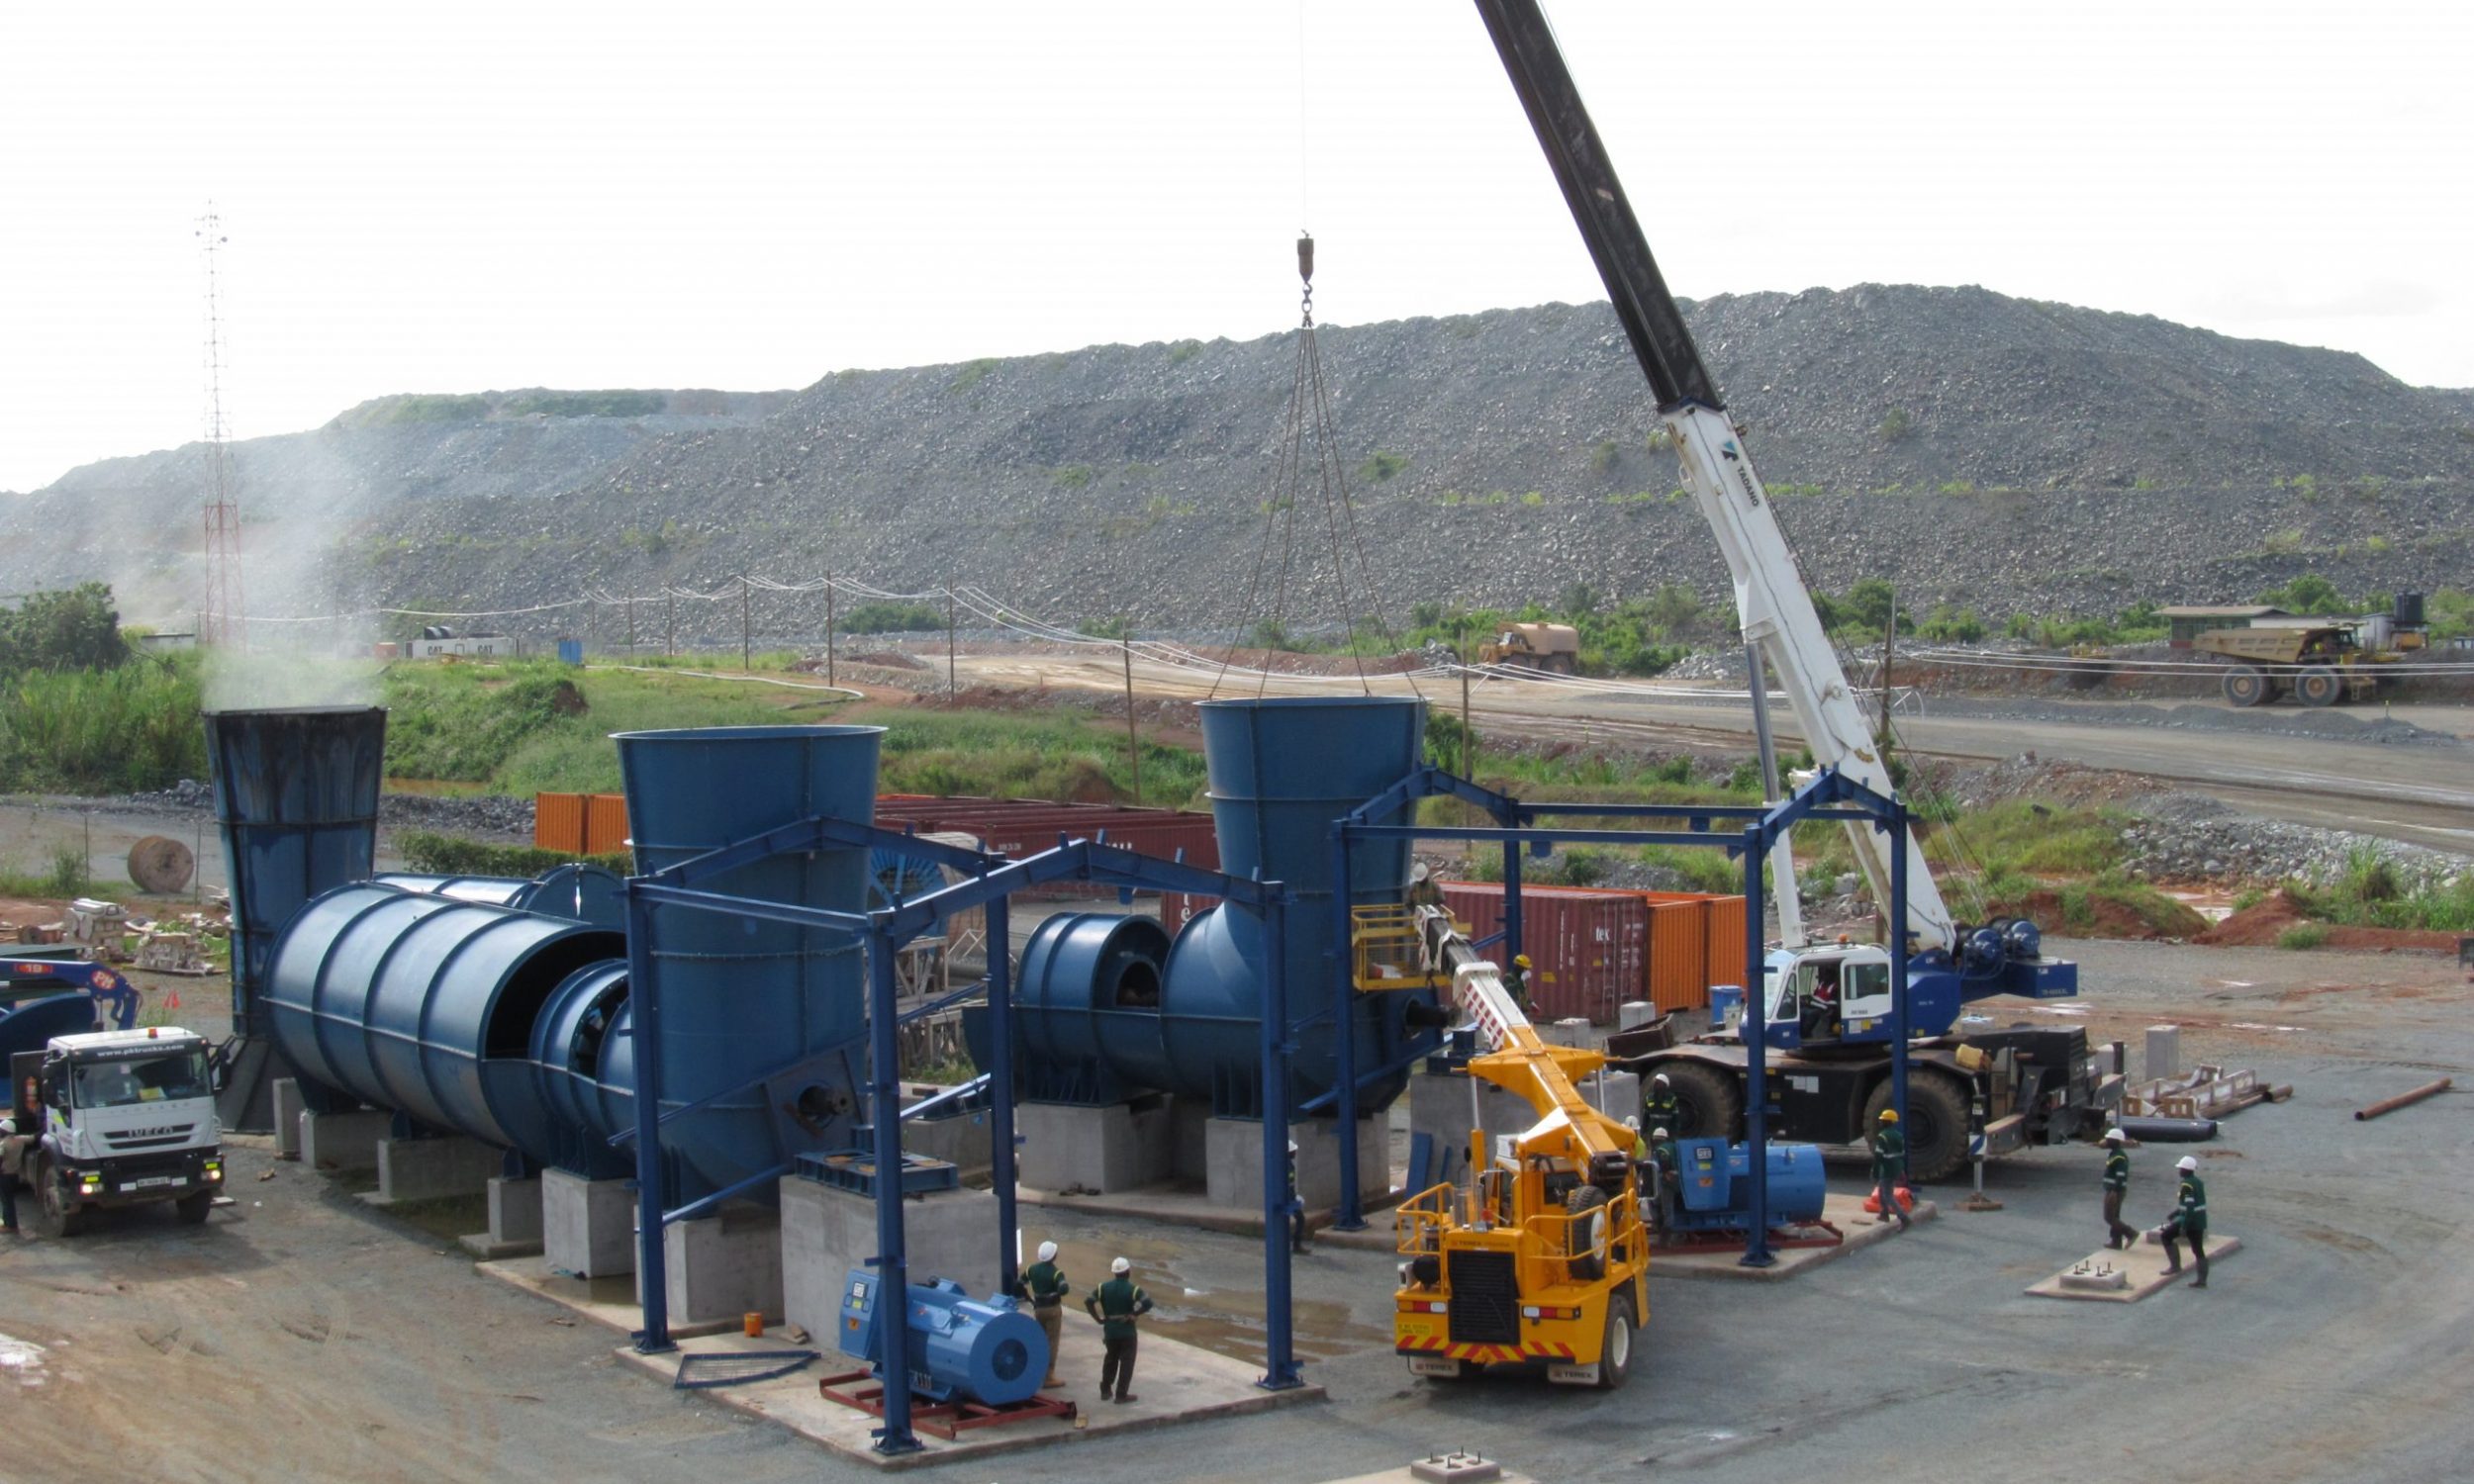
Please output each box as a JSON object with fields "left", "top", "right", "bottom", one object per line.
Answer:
{"left": 1390, "top": 908, "right": 1647, "bottom": 1388}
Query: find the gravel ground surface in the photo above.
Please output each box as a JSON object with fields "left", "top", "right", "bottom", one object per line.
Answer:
{"left": 2, "top": 936, "right": 2465, "bottom": 1483}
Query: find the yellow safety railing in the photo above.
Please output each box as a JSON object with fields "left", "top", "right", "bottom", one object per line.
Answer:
{"left": 1351, "top": 903, "right": 1456, "bottom": 991}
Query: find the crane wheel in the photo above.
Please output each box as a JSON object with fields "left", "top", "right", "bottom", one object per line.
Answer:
{"left": 2222, "top": 667, "right": 2268, "bottom": 707}
{"left": 1863, "top": 1072, "right": 1970, "bottom": 1183}
{"left": 2295, "top": 668, "right": 2342, "bottom": 707}
{"left": 1595, "top": 1292, "right": 1636, "bottom": 1391}
{"left": 1649, "top": 1061, "right": 1743, "bottom": 1141}
{"left": 1565, "top": 1184, "right": 1609, "bottom": 1282}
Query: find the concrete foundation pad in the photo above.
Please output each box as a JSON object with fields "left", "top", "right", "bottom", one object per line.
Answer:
{"left": 272, "top": 1078, "right": 305, "bottom": 1161}
{"left": 610, "top": 1315, "right": 1324, "bottom": 1470}
{"left": 1207, "top": 1116, "right": 1387, "bottom": 1212}
{"left": 782, "top": 1179, "right": 1000, "bottom": 1343}
{"left": 1323, "top": 1465, "right": 1537, "bottom": 1484}
{"left": 2027, "top": 1235, "right": 2242, "bottom": 1301}
{"left": 1015, "top": 1100, "right": 1175, "bottom": 1194}
{"left": 299, "top": 1108, "right": 391, "bottom": 1174}
{"left": 1648, "top": 1192, "right": 1939, "bottom": 1282}
{"left": 543, "top": 1168, "right": 634, "bottom": 1278}
{"left": 457, "top": 1176, "right": 545, "bottom": 1259}
{"left": 474, "top": 1257, "right": 746, "bottom": 1340}
{"left": 361, "top": 1135, "right": 504, "bottom": 1206}
{"left": 641, "top": 1200, "right": 784, "bottom": 1329}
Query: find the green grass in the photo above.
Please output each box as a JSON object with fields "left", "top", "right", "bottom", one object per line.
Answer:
{"left": 396, "top": 830, "right": 627, "bottom": 877}
{"left": 2276, "top": 924, "right": 2330, "bottom": 950}
{"left": 0, "top": 841, "right": 103, "bottom": 898}
{"left": 0, "top": 654, "right": 207, "bottom": 793}
{"left": 1921, "top": 799, "right": 2130, "bottom": 877}
{"left": 2286, "top": 844, "right": 2474, "bottom": 933}
{"left": 857, "top": 704, "right": 1208, "bottom": 807}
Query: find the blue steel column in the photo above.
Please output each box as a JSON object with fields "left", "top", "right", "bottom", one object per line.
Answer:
{"left": 1500, "top": 807, "right": 1524, "bottom": 974}
{"left": 1739, "top": 825, "right": 1774, "bottom": 1268}
{"left": 1258, "top": 889, "right": 1302, "bottom": 1391}
{"left": 1887, "top": 798, "right": 1911, "bottom": 1136}
{"left": 987, "top": 892, "right": 1019, "bottom": 1296}
{"left": 628, "top": 887, "right": 674, "bottom": 1352}
{"left": 867, "top": 930, "right": 919, "bottom": 1455}
{"left": 1330, "top": 826, "right": 1364, "bottom": 1231}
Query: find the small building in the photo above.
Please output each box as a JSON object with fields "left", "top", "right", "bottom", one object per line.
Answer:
{"left": 2158, "top": 604, "right": 2288, "bottom": 648}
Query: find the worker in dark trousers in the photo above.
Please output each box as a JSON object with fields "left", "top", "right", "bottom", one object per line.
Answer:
{"left": 1504, "top": 955, "right": 1534, "bottom": 1014}
{"left": 1013, "top": 1240, "right": 1070, "bottom": 1388}
{"left": 2099, "top": 1128, "right": 2139, "bottom": 1250}
{"left": 1870, "top": 1108, "right": 1911, "bottom": 1230}
{"left": 1650, "top": 1125, "right": 1679, "bottom": 1238}
{"left": 1086, "top": 1256, "right": 1154, "bottom": 1403}
{"left": 1285, "top": 1141, "right": 1310, "bottom": 1254}
{"left": 1643, "top": 1072, "right": 1678, "bottom": 1136}
{"left": 2158, "top": 1154, "right": 2210, "bottom": 1288}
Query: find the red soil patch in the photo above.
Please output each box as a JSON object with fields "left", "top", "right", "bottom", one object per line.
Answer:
{"left": 2008, "top": 887, "right": 2207, "bottom": 941}
{"left": 2198, "top": 888, "right": 2459, "bottom": 953}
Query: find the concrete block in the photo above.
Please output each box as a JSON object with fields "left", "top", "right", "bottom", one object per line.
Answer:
{"left": 1205, "top": 1116, "right": 1385, "bottom": 1212}
{"left": 1016, "top": 1098, "right": 1175, "bottom": 1193}
{"left": 299, "top": 1107, "right": 391, "bottom": 1174}
{"left": 2146, "top": 1025, "right": 2182, "bottom": 1082}
{"left": 372, "top": 1135, "right": 502, "bottom": 1204}
{"left": 781, "top": 1178, "right": 1001, "bottom": 1343}
{"left": 457, "top": 1176, "right": 545, "bottom": 1260}
{"left": 901, "top": 1109, "right": 993, "bottom": 1177}
{"left": 543, "top": 1168, "right": 635, "bottom": 1278}
{"left": 1617, "top": 1000, "right": 1659, "bottom": 1031}
{"left": 272, "top": 1077, "right": 306, "bottom": 1161}
{"left": 1409, "top": 1065, "right": 1640, "bottom": 1179}
{"left": 640, "top": 1200, "right": 784, "bottom": 1329}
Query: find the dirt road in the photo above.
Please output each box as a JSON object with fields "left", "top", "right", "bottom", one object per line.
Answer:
{"left": 955, "top": 651, "right": 2474, "bottom": 852}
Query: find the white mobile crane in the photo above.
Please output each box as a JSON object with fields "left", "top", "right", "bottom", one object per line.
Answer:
{"left": 1477, "top": 0, "right": 2115, "bottom": 1178}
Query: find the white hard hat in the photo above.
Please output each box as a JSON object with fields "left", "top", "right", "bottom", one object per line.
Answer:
{"left": 2101, "top": 1128, "right": 2125, "bottom": 1145}
{"left": 1036, "top": 1241, "right": 1058, "bottom": 1261}
{"left": 1652, "top": 1127, "right": 1668, "bottom": 1141}
{"left": 1623, "top": 1115, "right": 1640, "bottom": 1130}
{"left": 1653, "top": 1072, "right": 1669, "bottom": 1086}
{"left": 1287, "top": 1141, "right": 1298, "bottom": 1155}
{"left": 2177, "top": 1155, "right": 2199, "bottom": 1172}
{"left": 1111, "top": 1255, "right": 1131, "bottom": 1274}
{"left": 1411, "top": 864, "right": 1431, "bottom": 882}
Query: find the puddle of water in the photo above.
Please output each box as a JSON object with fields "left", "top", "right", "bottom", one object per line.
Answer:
{"left": 1030, "top": 1235, "right": 1390, "bottom": 1365}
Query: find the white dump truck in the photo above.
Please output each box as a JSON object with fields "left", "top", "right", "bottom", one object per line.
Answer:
{"left": 6, "top": 1027, "right": 225, "bottom": 1235}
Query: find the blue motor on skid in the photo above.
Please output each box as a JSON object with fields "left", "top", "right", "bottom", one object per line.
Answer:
{"left": 837, "top": 1272, "right": 1049, "bottom": 1407}
{"left": 1667, "top": 1138, "right": 1829, "bottom": 1232}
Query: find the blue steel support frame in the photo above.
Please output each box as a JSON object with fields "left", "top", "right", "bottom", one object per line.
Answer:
{"left": 623, "top": 822, "right": 1298, "bottom": 1450}
{"left": 1328, "top": 764, "right": 1910, "bottom": 1261}
{"left": 987, "top": 892, "right": 1017, "bottom": 1299}
{"left": 1327, "top": 829, "right": 1359, "bottom": 1231}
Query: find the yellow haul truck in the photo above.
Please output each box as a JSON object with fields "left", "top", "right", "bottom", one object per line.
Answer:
{"left": 2192, "top": 624, "right": 2397, "bottom": 707}
{"left": 1394, "top": 953, "right": 1647, "bottom": 1389}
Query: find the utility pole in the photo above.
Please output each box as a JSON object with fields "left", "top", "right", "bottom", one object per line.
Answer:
{"left": 741, "top": 576, "right": 753, "bottom": 672}
{"left": 945, "top": 587, "right": 958, "bottom": 696}
{"left": 824, "top": 571, "right": 836, "bottom": 688}
{"left": 1458, "top": 617, "right": 1475, "bottom": 778}
{"left": 196, "top": 206, "right": 245, "bottom": 650}
{"left": 1122, "top": 633, "right": 1143, "bottom": 804}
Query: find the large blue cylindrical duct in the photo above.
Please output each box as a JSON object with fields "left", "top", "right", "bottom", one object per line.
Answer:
{"left": 262, "top": 882, "right": 624, "bottom": 1167}
{"left": 1010, "top": 696, "right": 1427, "bottom": 1115}
{"left": 373, "top": 864, "right": 627, "bottom": 928}
{"left": 615, "top": 725, "right": 885, "bottom": 1202}
{"left": 205, "top": 706, "right": 387, "bottom": 1037}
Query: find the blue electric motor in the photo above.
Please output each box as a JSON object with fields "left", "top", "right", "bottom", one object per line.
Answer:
{"left": 1668, "top": 1137, "right": 1829, "bottom": 1232}
{"left": 837, "top": 1272, "right": 1048, "bottom": 1407}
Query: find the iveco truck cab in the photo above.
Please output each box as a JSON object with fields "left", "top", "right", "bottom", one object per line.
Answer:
{"left": 8, "top": 1026, "right": 225, "bottom": 1235}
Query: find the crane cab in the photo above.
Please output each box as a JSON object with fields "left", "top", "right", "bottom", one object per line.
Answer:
{"left": 1760, "top": 943, "right": 1894, "bottom": 1051}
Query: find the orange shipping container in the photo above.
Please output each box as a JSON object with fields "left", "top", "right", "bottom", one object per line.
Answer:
{"left": 1638, "top": 890, "right": 1752, "bottom": 1013}
{"left": 585, "top": 793, "right": 631, "bottom": 857}
{"left": 534, "top": 792, "right": 588, "bottom": 855}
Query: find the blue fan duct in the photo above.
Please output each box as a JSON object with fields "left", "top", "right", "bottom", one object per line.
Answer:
{"left": 373, "top": 864, "right": 627, "bottom": 928}
{"left": 259, "top": 724, "right": 886, "bottom": 1201}
{"left": 205, "top": 704, "right": 388, "bottom": 1129}
{"left": 1001, "top": 696, "right": 1427, "bottom": 1117}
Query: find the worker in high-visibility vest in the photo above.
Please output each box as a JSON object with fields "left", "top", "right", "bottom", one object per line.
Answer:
{"left": 1086, "top": 1256, "right": 1155, "bottom": 1403}
{"left": 2099, "top": 1128, "right": 2139, "bottom": 1250}
{"left": 1870, "top": 1108, "right": 1911, "bottom": 1231}
{"left": 1013, "top": 1240, "right": 1071, "bottom": 1388}
{"left": 2158, "top": 1155, "right": 2210, "bottom": 1288}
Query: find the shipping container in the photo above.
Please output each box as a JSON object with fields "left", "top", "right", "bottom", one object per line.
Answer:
{"left": 585, "top": 793, "right": 631, "bottom": 856}
{"left": 1436, "top": 881, "right": 1649, "bottom": 1026}
{"left": 1636, "top": 890, "right": 1749, "bottom": 1012}
{"left": 534, "top": 792, "right": 588, "bottom": 855}
{"left": 871, "top": 795, "right": 1220, "bottom": 904}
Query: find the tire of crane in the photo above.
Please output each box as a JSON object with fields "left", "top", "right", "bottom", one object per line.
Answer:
{"left": 1596, "top": 1290, "right": 1636, "bottom": 1391}
{"left": 1648, "top": 1060, "right": 1743, "bottom": 1142}
{"left": 1565, "top": 1184, "right": 1610, "bottom": 1283}
{"left": 1863, "top": 1070, "right": 1970, "bottom": 1183}
{"left": 2222, "top": 666, "right": 2269, "bottom": 707}
{"left": 2295, "top": 668, "right": 2342, "bottom": 707}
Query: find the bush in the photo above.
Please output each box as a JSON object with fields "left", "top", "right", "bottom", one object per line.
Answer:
{"left": 0, "top": 583, "right": 130, "bottom": 673}
{"left": 2276, "top": 924, "right": 2329, "bottom": 950}
{"left": 397, "top": 830, "right": 627, "bottom": 878}
{"left": 841, "top": 603, "right": 945, "bottom": 635}
{"left": 0, "top": 654, "right": 206, "bottom": 792}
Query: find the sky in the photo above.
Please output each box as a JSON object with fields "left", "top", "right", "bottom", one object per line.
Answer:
{"left": 3, "top": 0, "right": 2469, "bottom": 495}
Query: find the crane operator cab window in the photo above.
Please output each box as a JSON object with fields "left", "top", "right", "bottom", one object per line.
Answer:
{"left": 1835, "top": 949, "right": 1895, "bottom": 1035}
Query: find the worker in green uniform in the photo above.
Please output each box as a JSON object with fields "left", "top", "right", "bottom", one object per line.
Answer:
{"left": 1870, "top": 1107, "right": 1911, "bottom": 1230}
{"left": 1286, "top": 1140, "right": 1309, "bottom": 1254}
{"left": 2158, "top": 1154, "right": 2209, "bottom": 1288}
{"left": 1650, "top": 1125, "right": 1679, "bottom": 1238}
{"left": 1643, "top": 1072, "right": 1679, "bottom": 1135}
{"left": 2099, "top": 1128, "right": 2138, "bottom": 1250}
{"left": 1085, "top": 1255, "right": 1154, "bottom": 1403}
{"left": 1504, "top": 954, "right": 1533, "bottom": 1014}
{"left": 1013, "top": 1239, "right": 1070, "bottom": 1388}
{"left": 1406, "top": 864, "right": 1444, "bottom": 910}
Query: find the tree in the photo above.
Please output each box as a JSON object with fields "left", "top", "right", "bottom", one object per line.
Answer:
{"left": 1559, "top": 582, "right": 1601, "bottom": 620}
{"left": 1840, "top": 578, "right": 1913, "bottom": 636}
{"left": 0, "top": 583, "right": 129, "bottom": 672}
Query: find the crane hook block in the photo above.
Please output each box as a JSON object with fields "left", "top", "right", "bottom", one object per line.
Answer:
{"left": 1296, "top": 232, "right": 1314, "bottom": 283}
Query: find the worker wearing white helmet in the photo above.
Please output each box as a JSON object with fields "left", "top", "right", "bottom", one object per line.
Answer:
{"left": 1086, "top": 1256, "right": 1154, "bottom": 1403}
{"left": 1013, "top": 1238, "right": 1071, "bottom": 1388}
{"left": 1285, "top": 1140, "right": 1310, "bottom": 1255}
{"left": 2158, "top": 1154, "right": 2211, "bottom": 1288}
{"left": 1647, "top": 1124, "right": 1679, "bottom": 1235}
{"left": 2099, "top": 1129, "right": 2138, "bottom": 1250}
{"left": 1644, "top": 1071, "right": 1678, "bottom": 1133}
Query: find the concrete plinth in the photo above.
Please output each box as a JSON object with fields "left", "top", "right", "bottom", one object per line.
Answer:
{"left": 1016, "top": 1098, "right": 1174, "bottom": 1194}
{"left": 543, "top": 1168, "right": 635, "bottom": 1278}
{"left": 781, "top": 1178, "right": 1001, "bottom": 1343}
{"left": 1205, "top": 1115, "right": 1385, "bottom": 1212}
{"left": 901, "top": 1109, "right": 994, "bottom": 1178}
{"left": 272, "top": 1078, "right": 306, "bottom": 1161}
{"left": 1407, "top": 1064, "right": 1640, "bottom": 1183}
{"left": 639, "top": 1199, "right": 783, "bottom": 1328}
{"left": 299, "top": 1107, "right": 391, "bottom": 1174}
{"left": 365, "top": 1135, "right": 502, "bottom": 1205}
{"left": 2146, "top": 1024, "right": 2182, "bottom": 1081}
{"left": 459, "top": 1176, "right": 545, "bottom": 1259}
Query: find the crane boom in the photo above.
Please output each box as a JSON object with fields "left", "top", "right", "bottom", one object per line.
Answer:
{"left": 1474, "top": 0, "right": 1952, "bottom": 951}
